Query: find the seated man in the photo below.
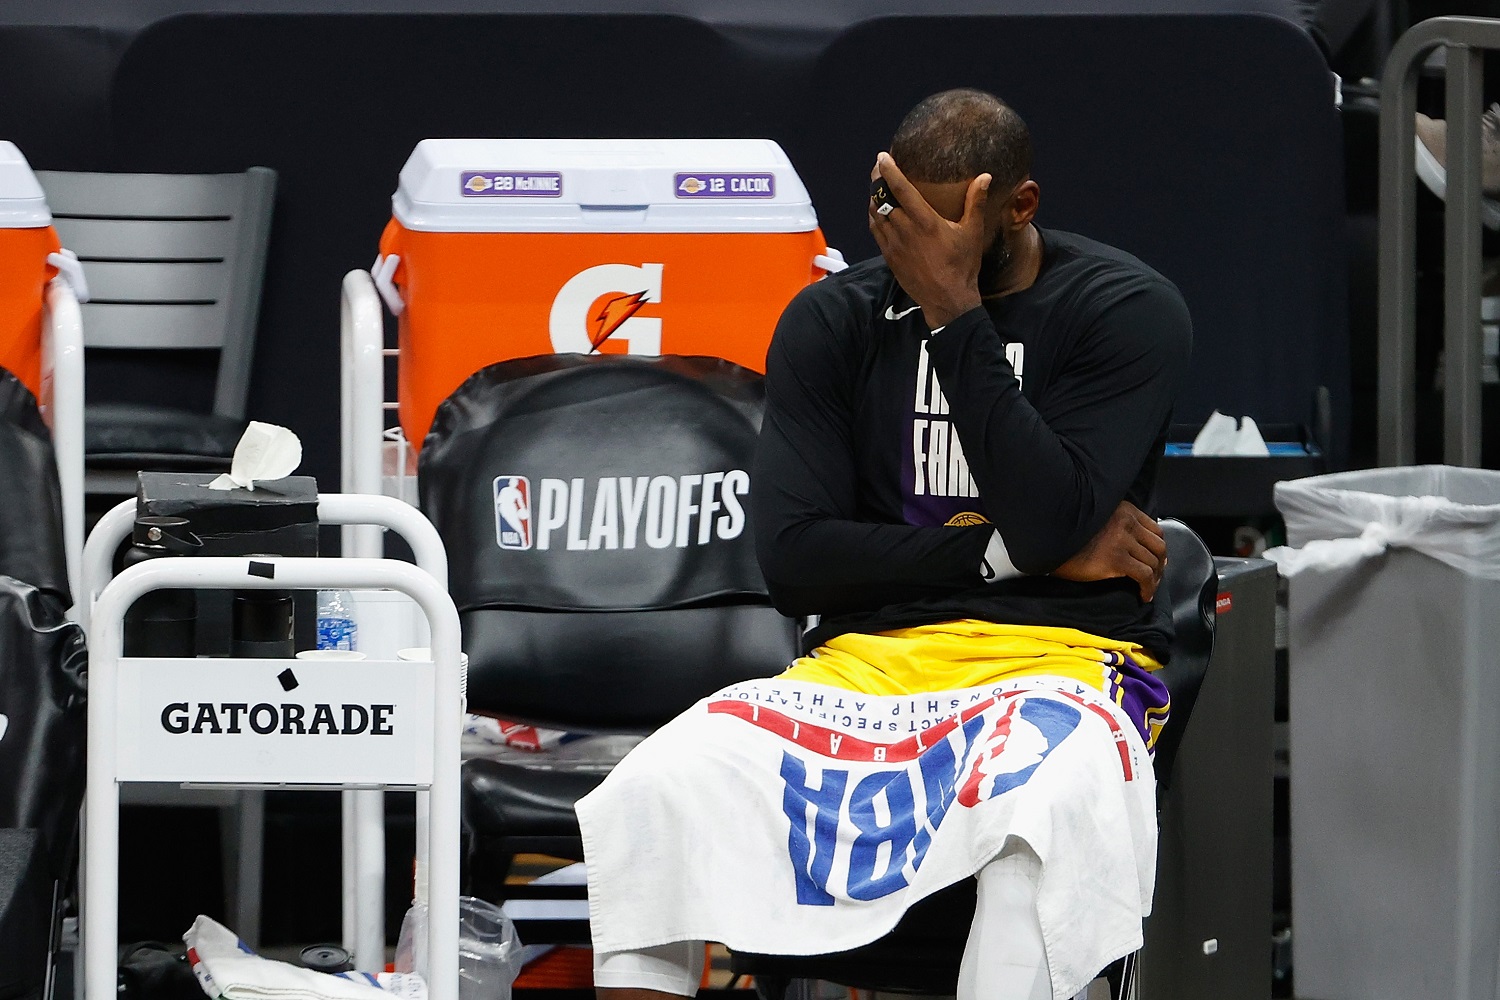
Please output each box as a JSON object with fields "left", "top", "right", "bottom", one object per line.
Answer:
{"left": 576, "top": 88, "right": 1191, "bottom": 1000}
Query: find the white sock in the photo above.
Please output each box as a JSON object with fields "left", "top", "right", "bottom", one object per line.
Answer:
{"left": 957, "top": 845, "right": 1053, "bottom": 1000}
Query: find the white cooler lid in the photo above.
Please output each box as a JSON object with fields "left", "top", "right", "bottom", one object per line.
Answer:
{"left": 0, "top": 142, "right": 51, "bottom": 228}
{"left": 392, "top": 138, "right": 819, "bottom": 234}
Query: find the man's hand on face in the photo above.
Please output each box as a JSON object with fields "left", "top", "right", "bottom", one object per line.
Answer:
{"left": 868, "top": 152, "right": 990, "bottom": 330}
{"left": 1052, "top": 501, "right": 1167, "bottom": 602}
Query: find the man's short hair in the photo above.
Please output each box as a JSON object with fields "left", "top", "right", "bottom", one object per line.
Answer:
{"left": 890, "top": 89, "right": 1032, "bottom": 190}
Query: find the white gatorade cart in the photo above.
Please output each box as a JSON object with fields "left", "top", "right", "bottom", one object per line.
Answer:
{"left": 374, "top": 138, "right": 842, "bottom": 448}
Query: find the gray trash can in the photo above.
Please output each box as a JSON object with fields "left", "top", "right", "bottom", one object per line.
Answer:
{"left": 1269, "top": 466, "right": 1500, "bottom": 1000}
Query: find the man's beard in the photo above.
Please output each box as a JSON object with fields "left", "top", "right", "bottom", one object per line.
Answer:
{"left": 977, "top": 232, "right": 1013, "bottom": 295}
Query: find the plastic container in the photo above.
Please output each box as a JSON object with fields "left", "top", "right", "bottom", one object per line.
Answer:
{"left": 1270, "top": 466, "right": 1500, "bottom": 1000}
{"left": 316, "top": 589, "right": 358, "bottom": 651}
{"left": 396, "top": 896, "right": 524, "bottom": 1000}
{"left": 377, "top": 138, "right": 837, "bottom": 447}
{"left": 0, "top": 141, "right": 60, "bottom": 402}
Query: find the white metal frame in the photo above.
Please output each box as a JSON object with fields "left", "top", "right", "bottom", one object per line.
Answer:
{"left": 81, "top": 493, "right": 450, "bottom": 972}
{"left": 42, "top": 275, "right": 85, "bottom": 614}
{"left": 341, "top": 269, "right": 388, "bottom": 515}
{"left": 343, "top": 267, "right": 417, "bottom": 507}
{"left": 340, "top": 267, "right": 417, "bottom": 963}
{"left": 83, "top": 553, "right": 461, "bottom": 1000}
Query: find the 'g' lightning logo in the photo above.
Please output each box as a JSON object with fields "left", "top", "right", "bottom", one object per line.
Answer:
{"left": 550, "top": 264, "right": 664, "bottom": 355}
{"left": 591, "top": 291, "right": 650, "bottom": 350}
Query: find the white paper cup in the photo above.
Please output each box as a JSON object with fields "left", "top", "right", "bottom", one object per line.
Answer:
{"left": 397, "top": 646, "right": 468, "bottom": 668}
{"left": 295, "top": 649, "right": 367, "bottom": 661}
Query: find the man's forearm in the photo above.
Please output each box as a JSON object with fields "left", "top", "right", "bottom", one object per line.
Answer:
{"left": 924, "top": 308, "right": 1126, "bottom": 572}
{"left": 754, "top": 507, "right": 991, "bottom": 617}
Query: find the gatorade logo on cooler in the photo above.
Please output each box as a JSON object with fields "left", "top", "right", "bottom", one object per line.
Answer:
{"left": 549, "top": 263, "right": 664, "bottom": 354}
{"left": 492, "top": 470, "right": 749, "bottom": 552}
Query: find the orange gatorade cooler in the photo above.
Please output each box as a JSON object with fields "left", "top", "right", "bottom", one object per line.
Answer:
{"left": 0, "top": 142, "right": 60, "bottom": 400}
{"left": 377, "top": 139, "right": 839, "bottom": 448}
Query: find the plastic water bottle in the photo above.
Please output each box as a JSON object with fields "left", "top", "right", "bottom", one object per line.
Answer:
{"left": 316, "top": 590, "right": 358, "bottom": 651}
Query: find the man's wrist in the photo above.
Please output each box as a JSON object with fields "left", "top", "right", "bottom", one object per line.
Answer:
{"left": 980, "top": 529, "right": 1022, "bottom": 583}
{"left": 925, "top": 301, "right": 987, "bottom": 335}
{"left": 923, "top": 294, "right": 984, "bottom": 331}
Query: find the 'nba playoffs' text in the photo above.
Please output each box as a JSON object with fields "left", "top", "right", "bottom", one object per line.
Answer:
{"left": 494, "top": 470, "right": 749, "bottom": 551}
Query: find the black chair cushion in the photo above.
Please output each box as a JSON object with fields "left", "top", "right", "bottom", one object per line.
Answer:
{"left": 462, "top": 759, "right": 607, "bottom": 841}
{"left": 0, "top": 828, "right": 50, "bottom": 1000}
{"left": 85, "top": 402, "right": 244, "bottom": 467}
{"left": 424, "top": 353, "right": 800, "bottom": 730}
{"left": 0, "top": 373, "right": 70, "bottom": 605}
{"left": 463, "top": 604, "right": 797, "bottom": 732}
{"left": 420, "top": 354, "right": 769, "bottom": 615}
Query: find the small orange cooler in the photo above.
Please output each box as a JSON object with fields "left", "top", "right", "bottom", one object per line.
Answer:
{"left": 0, "top": 141, "right": 60, "bottom": 400}
{"left": 377, "top": 138, "right": 838, "bottom": 448}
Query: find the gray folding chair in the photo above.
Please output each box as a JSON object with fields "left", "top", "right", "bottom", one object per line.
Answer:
{"left": 34, "top": 168, "right": 275, "bottom": 495}
{"left": 39, "top": 170, "right": 276, "bottom": 948}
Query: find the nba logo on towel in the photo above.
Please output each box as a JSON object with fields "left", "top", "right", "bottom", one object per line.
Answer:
{"left": 493, "top": 476, "right": 532, "bottom": 550}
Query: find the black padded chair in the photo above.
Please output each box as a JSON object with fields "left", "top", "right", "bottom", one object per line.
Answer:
{"left": 0, "top": 372, "right": 87, "bottom": 1000}
{"left": 730, "top": 519, "right": 1217, "bottom": 1000}
{"left": 418, "top": 353, "right": 801, "bottom": 942}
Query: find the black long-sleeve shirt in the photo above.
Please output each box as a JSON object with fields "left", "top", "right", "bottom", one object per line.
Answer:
{"left": 751, "top": 228, "right": 1192, "bottom": 657}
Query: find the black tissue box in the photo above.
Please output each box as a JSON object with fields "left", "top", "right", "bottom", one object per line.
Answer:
{"left": 136, "top": 472, "right": 319, "bottom": 655}
{"left": 1154, "top": 423, "right": 1327, "bottom": 519}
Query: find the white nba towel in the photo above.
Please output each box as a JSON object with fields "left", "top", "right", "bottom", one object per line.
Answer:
{"left": 184, "top": 916, "right": 427, "bottom": 1000}
{"left": 576, "top": 675, "right": 1157, "bottom": 1000}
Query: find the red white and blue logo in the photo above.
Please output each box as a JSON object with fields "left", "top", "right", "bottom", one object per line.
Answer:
{"left": 493, "top": 475, "right": 532, "bottom": 550}
{"left": 710, "top": 689, "right": 1092, "bottom": 904}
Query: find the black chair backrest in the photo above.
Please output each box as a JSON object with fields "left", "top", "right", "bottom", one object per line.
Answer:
{"left": 420, "top": 353, "right": 799, "bottom": 732}
{"left": 1151, "top": 518, "right": 1217, "bottom": 784}
{"left": 0, "top": 371, "right": 70, "bottom": 609}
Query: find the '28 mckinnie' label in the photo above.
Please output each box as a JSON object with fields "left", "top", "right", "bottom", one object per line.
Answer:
{"left": 461, "top": 171, "right": 563, "bottom": 197}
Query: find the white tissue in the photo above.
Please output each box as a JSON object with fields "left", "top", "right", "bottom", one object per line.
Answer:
{"left": 1191, "top": 410, "right": 1270, "bottom": 456}
{"left": 208, "top": 421, "right": 303, "bottom": 491}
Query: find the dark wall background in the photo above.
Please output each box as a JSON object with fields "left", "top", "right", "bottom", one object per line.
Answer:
{"left": 1, "top": 0, "right": 1347, "bottom": 947}
{"left": 0, "top": 2, "right": 1347, "bottom": 491}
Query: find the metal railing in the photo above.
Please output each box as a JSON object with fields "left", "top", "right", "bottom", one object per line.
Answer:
{"left": 1379, "top": 16, "right": 1500, "bottom": 467}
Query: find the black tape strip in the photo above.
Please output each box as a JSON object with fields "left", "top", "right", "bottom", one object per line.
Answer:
{"left": 277, "top": 667, "right": 300, "bottom": 692}
{"left": 248, "top": 560, "right": 276, "bottom": 579}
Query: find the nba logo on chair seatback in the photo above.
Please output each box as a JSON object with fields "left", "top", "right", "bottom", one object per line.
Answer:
{"left": 494, "top": 476, "right": 533, "bottom": 550}
{"left": 549, "top": 263, "right": 665, "bottom": 355}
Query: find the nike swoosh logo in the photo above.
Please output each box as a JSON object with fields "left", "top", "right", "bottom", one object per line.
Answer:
{"left": 885, "top": 304, "right": 922, "bottom": 321}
